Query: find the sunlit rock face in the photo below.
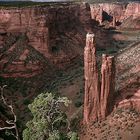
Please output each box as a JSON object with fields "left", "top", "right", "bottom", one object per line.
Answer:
{"left": 84, "top": 33, "right": 100, "bottom": 124}
{"left": 0, "top": 3, "right": 92, "bottom": 77}
{"left": 90, "top": 2, "right": 140, "bottom": 28}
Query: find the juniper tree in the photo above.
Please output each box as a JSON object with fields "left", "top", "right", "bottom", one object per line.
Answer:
{"left": 23, "top": 92, "right": 79, "bottom": 140}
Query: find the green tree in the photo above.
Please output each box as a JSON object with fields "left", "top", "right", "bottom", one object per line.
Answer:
{"left": 23, "top": 93, "right": 79, "bottom": 140}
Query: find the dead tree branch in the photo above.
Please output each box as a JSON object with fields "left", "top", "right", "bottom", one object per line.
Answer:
{"left": 0, "top": 85, "right": 19, "bottom": 140}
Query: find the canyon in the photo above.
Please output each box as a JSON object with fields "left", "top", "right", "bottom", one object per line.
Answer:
{"left": 0, "top": 2, "right": 140, "bottom": 78}
{"left": 0, "top": 1, "right": 140, "bottom": 140}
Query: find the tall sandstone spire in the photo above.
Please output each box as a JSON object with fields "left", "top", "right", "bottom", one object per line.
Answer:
{"left": 84, "top": 33, "right": 100, "bottom": 124}
{"left": 83, "top": 33, "right": 115, "bottom": 124}
{"left": 100, "top": 54, "right": 115, "bottom": 119}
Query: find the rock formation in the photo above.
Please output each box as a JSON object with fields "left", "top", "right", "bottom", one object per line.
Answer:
{"left": 90, "top": 2, "right": 140, "bottom": 28}
{"left": 0, "top": 3, "right": 92, "bottom": 77}
{"left": 100, "top": 54, "right": 115, "bottom": 119}
{"left": 1, "top": 2, "right": 139, "bottom": 78}
{"left": 84, "top": 33, "right": 115, "bottom": 124}
{"left": 84, "top": 33, "right": 100, "bottom": 124}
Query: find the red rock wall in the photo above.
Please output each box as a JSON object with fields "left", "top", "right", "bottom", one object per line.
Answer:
{"left": 0, "top": 3, "right": 92, "bottom": 77}
{"left": 90, "top": 2, "right": 140, "bottom": 25}
{"left": 0, "top": 8, "right": 50, "bottom": 55}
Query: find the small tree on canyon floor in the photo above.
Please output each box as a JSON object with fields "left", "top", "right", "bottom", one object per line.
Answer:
{"left": 23, "top": 92, "right": 79, "bottom": 140}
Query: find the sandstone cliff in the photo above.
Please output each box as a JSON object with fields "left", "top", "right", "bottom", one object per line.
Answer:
{"left": 0, "top": 3, "right": 92, "bottom": 77}
{"left": 1, "top": 2, "right": 139, "bottom": 78}
{"left": 90, "top": 2, "right": 140, "bottom": 28}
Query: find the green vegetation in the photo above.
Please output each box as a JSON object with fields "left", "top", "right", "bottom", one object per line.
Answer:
{"left": 23, "top": 92, "right": 79, "bottom": 140}
{"left": 0, "top": 1, "right": 75, "bottom": 8}
{"left": 0, "top": 1, "right": 41, "bottom": 7}
{"left": 74, "top": 88, "right": 84, "bottom": 108}
{"left": 23, "top": 98, "right": 31, "bottom": 105}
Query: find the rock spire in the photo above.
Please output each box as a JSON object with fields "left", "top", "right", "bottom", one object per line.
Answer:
{"left": 84, "top": 33, "right": 115, "bottom": 124}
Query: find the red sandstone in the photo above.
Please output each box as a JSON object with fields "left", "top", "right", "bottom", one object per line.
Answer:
{"left": 84, "top": 33, "right": 100, "bottom": 124}
{"left": 100, "top": 54, "right": 115, "bottom": 119}
{"left": 90, "top": 2, "right": 140, "bottom": 28}
{"left": 84, "top": 33, "right": 116, "bottom": 123}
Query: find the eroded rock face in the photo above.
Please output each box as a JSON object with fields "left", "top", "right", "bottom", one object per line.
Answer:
{"left": 0, "top": 3, "right": 92, "bottom": 77}
{"left": 100, "top": 54, "right": 115, "bottom": 119}
{"left": 118, "top": 89, "right": 140, "bottom": 112}
{"left": 84, "top": 33, "right": 100, "bottom": 124}
{"left": 84, "top": 33, "right": 115, "bottom": 123}
{"left": 90, "top": 2, "right": 140, "bottom": 28}
{"left": 1, "top": 2, "right": 139, "bottom": 78}
{"left": 0, "top": 8, "right": 50, "bottom": 55}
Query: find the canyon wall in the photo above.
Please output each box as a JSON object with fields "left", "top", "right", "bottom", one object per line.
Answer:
{"left": 84, "top": 33, "right": 115, "bottom": 123}
{"left": 0, "top": 3, "right": 92, "bottom": 77}
{"left": 0, "top": 2, "right": 139, "bottom": 78}
{"left": 90, "top": 2, "right": 140, "bottom": 28}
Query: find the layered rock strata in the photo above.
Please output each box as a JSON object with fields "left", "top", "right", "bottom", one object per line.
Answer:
{"left": 84, "top": 33, "right": 115, "bottom": 124}
{"left": 90, "top": 2, "right": 140, "bottom": 28}
{"left": 1, "top": 2, "right": 139, "bottom": 78}
{"left": 0, "top": 3, "right": 92, "bottom": 77}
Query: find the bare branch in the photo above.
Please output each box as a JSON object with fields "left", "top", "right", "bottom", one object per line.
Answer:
{"left": 0, "top": 126, "right": 16, "bottom": 130}
{"left": 0, "top": 85, "right": 20, "bottom": 140}
{"left": 6, "top": 120, "right": 14, "bottom": 124}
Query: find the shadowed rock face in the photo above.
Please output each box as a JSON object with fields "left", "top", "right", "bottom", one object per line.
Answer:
{"left": 100, "top": 54, "right": 115, "bottom": 119}
{"left": 0, "top": 3, "right": 92, "bottom": 77}
{"left": 0, "top": 2, "right": 139, "bottom": 78}
{"left": 84, "top": 33, "right": 115, "bottom": 123}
